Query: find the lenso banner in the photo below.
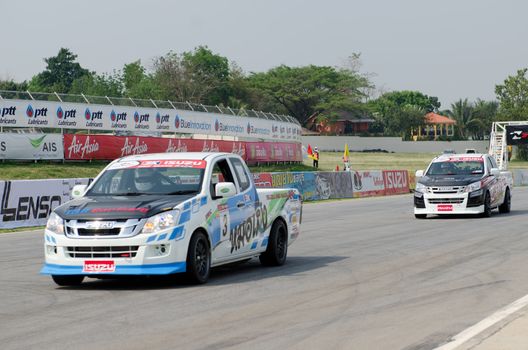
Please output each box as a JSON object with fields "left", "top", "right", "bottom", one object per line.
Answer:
{"left": 63, "top": 134, "right": 302, "bottom": 163}
{"left": 0, "top": 133, "right": 63, "bottom": 160}
{"left": 0, "top": 99, "right": 302, "bottom": 142}
{"left": 0, "top": 178, "right": 90, "bottom": 229}
{"left": 352, "top": 170, "right": 385, "bottom": 197}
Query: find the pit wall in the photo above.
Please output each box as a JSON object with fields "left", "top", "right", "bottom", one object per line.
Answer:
{"left": 302, "top": 136, "right": 489, "bottom": 154}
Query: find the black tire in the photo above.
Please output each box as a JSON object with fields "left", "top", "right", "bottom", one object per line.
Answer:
{"left": 499, "top": 188, "right": 511, "bottom": 214}
{"left": 51, "top": 275, "right": 84, "bottom": 286}
{"left": 415, "top": 214, "right": 427, "bottom": 219}
{"left": 259, "top": 219, "right": 288, "bottom": 266}
{"left": 481, "top": 191, "right": 492, "bottom": 218}
{"left": 186, "top": 231, "right": 211, "bottom": 284}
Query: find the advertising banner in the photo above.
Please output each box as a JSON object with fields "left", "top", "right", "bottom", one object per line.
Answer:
{"left": 506, "top": 125, "right": 528, "bottom": 145}
{"left": 352, "top": 170, "right": 385, "bottom": 197}
{"left": 64, "top": 134, "right": 249, "bottom": 161}
{"left": 0, "top": 99, "right": 302, "bottom": 142}
{"left": 0, "top": 133, "right": 63, "bottom": 160}
{"left": 0, "top": 178, "right": 90, "bottom": 229}
{"left": 382, "top": 170, "right": 410, "bottom": 195}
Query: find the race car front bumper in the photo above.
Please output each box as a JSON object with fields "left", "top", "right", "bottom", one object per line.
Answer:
{"left": 414, "top": 190, "right": 485, "bottom": 215}
{"left": 41, "top": 226, "right": 188, "bottom": 276}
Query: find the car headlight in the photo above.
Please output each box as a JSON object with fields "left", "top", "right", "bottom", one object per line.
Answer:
{"left": 465, "top": 181, "right": 482, "bottom": 193}
{"left": 415, "top": 183, "right": 427, "bottom": 193}
{"left": 46, "top": 212, "right": 64, "bottom": 235}
{"left": 141, "top": 209, "right": 180, "bottom": 234}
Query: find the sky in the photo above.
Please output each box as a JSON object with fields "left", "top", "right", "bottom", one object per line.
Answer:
{"left": 1, "top": 0, "right": 528, "bottom": 108}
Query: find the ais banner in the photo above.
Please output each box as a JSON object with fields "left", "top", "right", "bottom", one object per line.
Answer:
{"left": 0, "top": 178, "right": 90, "bottom": 229}
{"left": 0, "top": 133, "right": 63, "bottom": 160}
{"left": 506, "top": 125, "right": 528, "bottom": 145}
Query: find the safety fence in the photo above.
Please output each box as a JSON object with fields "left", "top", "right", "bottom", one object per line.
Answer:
{"left": 0, "top": 133, "right": 302, "bottom": 163}
{"left": 0, "top": 170, "right": 411, "bottom": 229}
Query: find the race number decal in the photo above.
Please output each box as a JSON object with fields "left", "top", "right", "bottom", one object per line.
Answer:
{"left": 220, "top": 211, "right": 230, "bottom": 238}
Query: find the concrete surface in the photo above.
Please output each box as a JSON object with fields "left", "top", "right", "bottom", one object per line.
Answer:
{"left": 3, "top": 190, "right": 528, "bottom": 349}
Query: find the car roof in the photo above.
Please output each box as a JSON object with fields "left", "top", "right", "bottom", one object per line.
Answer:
{"left": 117, "top": 152, "right": 232, "bottom": 162}
{"left": 433, "top": 153, "right": 487, "bottom": 162}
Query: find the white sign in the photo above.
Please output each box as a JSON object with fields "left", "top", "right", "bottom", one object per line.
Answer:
{"left": 0, "top": 133, "right": 63, "bottom": 160}
{"left": 352, "top": 170, "right": 386, "bottom": 197}
{"left": 0, "top": 99, "right": 302, "bottom": 142}
{"left": 0, "top": 178, "right": 90, "bottom": 229}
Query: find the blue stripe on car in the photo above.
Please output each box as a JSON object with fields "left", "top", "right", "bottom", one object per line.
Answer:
{"left": 157, "top": 233, "right": 167, "bottom": 241}
{"left": 200, "top": 196, "right": 207, "bottom": 206}
{"left": 178, "top": 210, "right": 191, "bottom": 224}
{"left": 261, "top": 237, "right": 268, "bottom": 247}
{"left": 40, "top": 262, "right": 187, "bottom": 275}
{"left": 169, "top": 226, "right": 184, "bottom": 240}
{"left": 251, "top": 241, "right": 258, "bottom": 249}
{"left": 146, "top": 235, "right": 157, "bottom": 243}
{"left": 183, "top": 202, "right": 191, "bottom": 210}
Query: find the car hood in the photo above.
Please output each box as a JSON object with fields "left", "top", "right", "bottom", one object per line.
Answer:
{"left": 419, "top": 175, "right": 484, "bottom": 187}
{"left": 54, "top": 194, "right": 195, "bottom": 220}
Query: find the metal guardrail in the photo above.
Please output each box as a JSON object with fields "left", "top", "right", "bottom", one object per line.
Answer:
{"left": 0, "top": 90, "right": 300, "bottom": 125}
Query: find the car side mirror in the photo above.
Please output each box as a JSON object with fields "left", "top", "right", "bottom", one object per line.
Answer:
{"left": 415, "top": 170, "right": 424, "bottom": 177}
{"left": 490, "top": 168, "right": 500, "bottom": 177}
{"left": 215, "top": 182, "right": 236, "bottom": 198}
{"left": 71, "top": 185, "right": 87, "bottom": 199}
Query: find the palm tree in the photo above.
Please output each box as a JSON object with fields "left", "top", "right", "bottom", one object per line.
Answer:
{"left": 446, "top": 99, "right": 482, "bottom": 139}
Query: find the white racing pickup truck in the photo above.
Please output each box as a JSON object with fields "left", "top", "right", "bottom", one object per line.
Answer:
{"left": 414, "top": 153, "right": 512, "bottom": 218}
{"left": 41, "top": 152, "right": 302, "bottom": 285}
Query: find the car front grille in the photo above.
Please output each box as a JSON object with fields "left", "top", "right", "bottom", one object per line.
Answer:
{"left": 77, "top": 228, "right": 122, "bottom": 236}
{"left": 66, "top": 246, "right": 139, "bottom": 258}
{"left": 428, "top": 198, "right": 464, "bottom": 204}
{"left": 64, "top": 219, "right": 142, "bottom": 238}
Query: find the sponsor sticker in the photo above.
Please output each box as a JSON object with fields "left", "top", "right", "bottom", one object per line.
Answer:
{"left": 437, "top": 204, "right": 453, "bottom": 212}
{"left": 83, "top": 260, "right": 115, "bottom": 273}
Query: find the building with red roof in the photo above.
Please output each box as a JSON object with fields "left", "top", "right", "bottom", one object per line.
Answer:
{"left": 412, "top": 112, "right": 456, "bottom": 140}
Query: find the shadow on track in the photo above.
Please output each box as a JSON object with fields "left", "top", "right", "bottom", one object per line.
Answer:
{"left": 56, "top": 255, "right": 347, "bottom": 291}
{"left": 425, "top": 209, "right": 528, "bottom": 220}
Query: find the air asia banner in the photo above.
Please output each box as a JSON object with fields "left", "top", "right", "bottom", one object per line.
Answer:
{"left": 0, "top": 133, "right": 63, "bottom": 160}
{"left": 352, "top": 170, "right": 385, "bottom": 197}
{"left": 506, "top": 125, "right": 528, "bottom": 145}
{"left": 0, "top": 178, "right": 90, "bottom": 229}
{"left": 63, "top": 134, "right": 301, "bottom": 163}
{"left": 0, "top": 99, "right": 302, "bottom": 142}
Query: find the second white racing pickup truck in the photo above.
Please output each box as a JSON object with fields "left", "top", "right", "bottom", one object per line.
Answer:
{"left": 41, "top": 152, "right": 302, "bottom": 285}
{"left": 414, "top": 153, "right": 512, "bottom": 218}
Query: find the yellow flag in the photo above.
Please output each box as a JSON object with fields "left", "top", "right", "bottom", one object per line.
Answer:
{"left": 343, "top": 144, "right": 349, "bottom": 162}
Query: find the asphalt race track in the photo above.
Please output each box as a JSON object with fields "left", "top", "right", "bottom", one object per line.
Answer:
{"left": 3, "top": 189, "right": 528, "bottom": 350}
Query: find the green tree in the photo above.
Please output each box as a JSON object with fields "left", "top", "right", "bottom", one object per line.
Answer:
{"left": 28, "top": 48, "right": 90, "bottom": 93}
{"left": 471, "top": 99, "right": 498, "bottom": 140}
{"left": 446, "top": 99, "right": 476, "bottom": 139}
{"left": 152, "top": 46, "right": 231, "bottom": 105}
{"left": 122, "top": 61, "right": 160, "bottom": 99}
{"left": 69, "top": 72, "right": 123, "bottom": 97}
{"left": 495, "top": 68, "right": 528, "bottom": 120}
{"left": 0, "top": 79, "right": 28, "bottom": 92}
{"left": 248, "top": 64, "right": 371, "bottom": 125}
{"left": 369, "top": 90, "right": 439, "bottom": 137}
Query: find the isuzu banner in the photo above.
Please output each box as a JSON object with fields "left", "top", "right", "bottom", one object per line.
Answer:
{"left": 352, "top": 170, "right": 386, "bottom": 197}
{"left": 382, "top": 170, "right": 410, "bottom": 195}
{"left": 0, "top": 178, "right": 90, "bottom": 229}
{"left": 0, "top": 133, "right": 63, "bottom": 160}
{"left": 0, "top": 99, "right": 302, "bottom": 142}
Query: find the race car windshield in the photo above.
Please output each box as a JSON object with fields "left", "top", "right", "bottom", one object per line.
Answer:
{"left": 426, "top": 160, "right": 484, "bottom": 176}
{"left": 87, "top": 165, "right": 205, "bottom": 196}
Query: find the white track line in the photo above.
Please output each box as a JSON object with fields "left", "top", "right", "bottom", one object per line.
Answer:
{"left": 433, "top": 293, "right": 528, "bottom": 350}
